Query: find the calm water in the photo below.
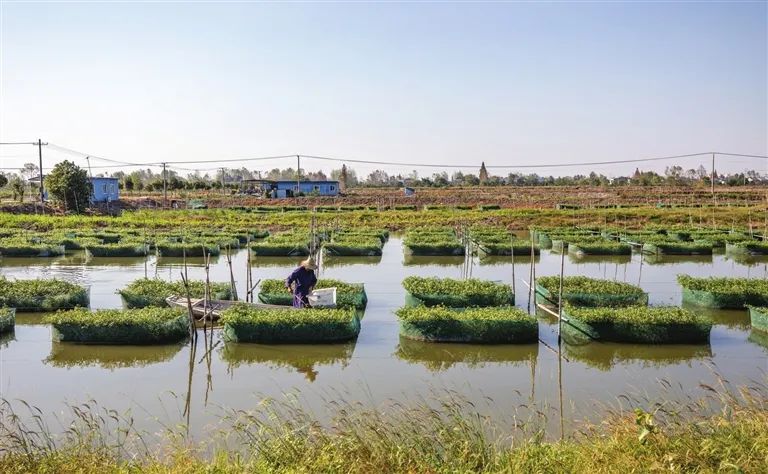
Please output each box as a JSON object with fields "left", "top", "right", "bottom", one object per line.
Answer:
{"left": 1, "top": 236, "right": 767, "bottom": 439}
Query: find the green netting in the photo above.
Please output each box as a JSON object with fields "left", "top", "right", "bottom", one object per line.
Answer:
{"left": 561, "top": 306, "right": 711, "bottom": 345}
{"left": 45, "top": 342, "right": 184, "bottom": 369}
{"left": 678, "top": 277, "right": 768, "bottom": 309}
{"left": 119, "top": 278, "right": 233, "bottom": 308}
{"left": 397, "top": 306, "right": 537, "bottom": 344}
{"left": 221, "top": 306, "right": 360, "bottom": 343}
{"left": 85, "top": 244, "right": 149, "bottom": 257}
{"left": 0, "top": 308, "right": 15, "bottom": 333}
{"left": 642, "top": 241, "right": 713, "bottom": 255}
{"left": 535, "top": 277, "right": 647, "bottom": 308}
{"left": 748, "top": 306, "right": 768, "bottom": 333}
{"left": 0, "top": 278, "right": 89, "bottom": 312}
{"left": 258, "top": 279, "right": 367, "bottom": 309}
{"left": 749, "top": 329, "right": 768, "bottom": 350}
{"left": 0, "top": 243, "right": 66, "bottom": 257}
{"left": 726, "top": 242, "right": 768, "bottom": 256}
{"left": 403, "top": 277, "right": 513, "bottom": 307}
{"left": 46, "top": 308, "right": 189, "bottom": 345}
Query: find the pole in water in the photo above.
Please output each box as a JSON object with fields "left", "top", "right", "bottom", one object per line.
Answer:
{"left": 510, "top": 234, "right": 516, "bottom": 295}
{"left": 557, "top": 249, "right": 565, "bottom": 343}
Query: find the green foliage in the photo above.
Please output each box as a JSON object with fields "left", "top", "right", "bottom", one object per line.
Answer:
{"left": 562, "top": 305, "right": 712, "bottom": 344}
{"left": 403, "top": 276, "right": 513, "bottom": 307}
{"left": 0, "top": 237, "right": 66, "bottom": 257}
{"left": 396, "top": 305, "right": 537, "bottom": 343}
{"left": 85, "top": 242, "right": 149, "bottom": 257}
{"left": 748, "top": 306, "right": 768, "bottom": 333}
{"left": 119, "top": 278, "right": 233, "bottom": 308}
{"left": 0, "top": 277, "right": 88, "bottom": 312}
{"left": 44, "top": 160, "right": 92, "bottom": 213}
{"left": 403, "top": 228, "right": 464, "bottom": 256}
{"left": 45, "top": 307, "right": 189, "bottom": 344}
{"left": 323, "top": 230, "right": 385, "bottom": 256}
{"left": 221, "top": 304, "right": 360, "bottom": 343}
{"left": 642, "top": 239, "right": 713, "bottom": 255}
{"left": 0, "top": 307, "right": 15, "bottom": 333}
{"left": 678, "top": 275, "right": 768, "bottom": 308}
{"left": 536, "top": 276, "right": 647, "bottom": 307}
{"left": 259, "top": 278, "right": 367, "bottom": 309}
{"left": 251, "top": 231, "right": 312, "bottom": 256}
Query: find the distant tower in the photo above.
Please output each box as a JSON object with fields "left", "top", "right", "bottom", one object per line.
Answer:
{"left": 479, "top": 162, "right": 489, "bottom": 185}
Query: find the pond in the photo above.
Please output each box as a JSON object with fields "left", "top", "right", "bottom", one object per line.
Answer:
{"left": 1, "top": 235, "right": 767, "bottom": 439}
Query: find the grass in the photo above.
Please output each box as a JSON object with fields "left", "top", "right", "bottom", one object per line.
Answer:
{"left": 0, "top": 277, "right": 89, "bottom": 312}
{"left": 403, "top": 276, "right": 514, "bottom": 307}
{"left": 258, "top": 278, "right": 367, "bottom": 309}
{"left": 536, "top": 276, "right": 647, "bottom": 308}
{"left": 562, "top": 305, "right": 712, "bottom": 344}
{"left": 44, "top": 307, "right": 189, "bottom": 344}
{"left": 396, "top": 305, "right": 537, "bottom": 343}
{"left": 677, "top": 275, "right": 768, "bottom": 308}
{"left": 0, "top": 378, "right": 767, "bottom": 472}
{"left": 220, "top": 303, "right": 360, "bottom": 343}
{"left": 119, "top": 278, "right": 233, "bottom": 308}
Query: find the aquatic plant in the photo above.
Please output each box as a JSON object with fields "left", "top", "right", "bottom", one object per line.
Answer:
{"left": 396, "top": 305, "right": 537, "bottom": 343}
{"left": 45, "top": 307, "right": 189, "bottom": 344}
{"left": 259, "top": 278, "right": 367, "bottom": 309}
{"left": 119, "top": 278, "right": 233, "bottom": 308}
{"left": 536, "top": 276, "right": 647, "bottom": 308}
{"left": 403, "top": 276, "right": 514, "bottom": 307}
{"left": 677, "top": 275, "right": 768, "bottom": 309}
{"left": 0, "top": 277, "right": 88, "bottom": 312}
{"left": 221, "top": 304, "right": 359, "bottom": 343}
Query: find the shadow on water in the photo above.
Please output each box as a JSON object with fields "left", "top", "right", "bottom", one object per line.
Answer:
{"left": 682, "top": 303, "right": 751, "bottom": 330}
{"left": 403, "top": 255, "right": 465, "bottom": 267}
{"left": 394, "top": 337, "right": 539, "bottom": 372}
{"left": 748, "top": 330, "right": 768, "bottom": 352}
{"left": 642, "top": 254, "right": 714, "bottom": 266}
{"left": 45, "top": 342, "right": 186, "bottom": 370}
{"left": 0, "top": 256, "right": 70, "bottom": 267}
{"left": 219, "top": 342, "right": 357, "bottom": 382}
{"left": 564, "top": 342, "right": 713, "bottom": 371}
{"left": 323, "top": 256, "right": 383, "bottom": 268}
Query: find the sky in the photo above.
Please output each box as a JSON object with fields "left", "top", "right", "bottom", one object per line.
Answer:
{"left": 1, "top": 1, "right": 766, "bottom": 179}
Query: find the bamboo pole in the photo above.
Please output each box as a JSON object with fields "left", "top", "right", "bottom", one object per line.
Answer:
{"left": 557, "top": 250, "right": 565, "bottom": 343}
{"left": 226, "top": 245, "right": 238, "bottom": 301}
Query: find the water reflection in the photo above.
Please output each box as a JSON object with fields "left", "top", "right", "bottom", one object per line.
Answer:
{"left": 323, "top": 256, "right": 383, "bottom": 268}
{"left": 156, "top": 255, "right": 221, "bottom": 267}
{"left": 45, "top": 343, "right": 185, "bottom": 369}
{"left": 724, "top": 254, "right": 768, "bottom": 267}
{"left": 0, "top": 330, "right": 14, "bottom": 347}
{"left": 681, "top": 304, "right": 751, "bottom": 330}
{"left": 748, "top": 330, "right": 768, "bottom": 352}
{"left": 219, "top": 342, "right": 356, "bottom": 382}
{"left": 564, "top": 342, "right": 712, "bottom": 371}
{"left": 395, "top": 337, "right": 538, "bottom": 372}
{"left": 568, "top": 254, "right": 632, "bottom": 265}
{"left": 250, "top": 256, "right": 304, "bottom": 268}
{"left": 403, "top": 255, "right": 464, "bottom": 266}
{"left": 643, "top": 254, "right": 714, "bottom": 265}
{"left": 478, "top": 255, "right": 540, "bottom": 266}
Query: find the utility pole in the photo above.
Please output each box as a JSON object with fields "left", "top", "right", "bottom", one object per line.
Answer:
{"left": 86, "top": 156, "right": 93, "bottom": 179}
{"left": 38, "top": 139, "right": 45, "bottom": 212}
{"left": 711, "top": 153, "right": 715, "bottom": 197}
{"left": 296, "top": 155, "right": 301, "bottom": 197}
{"left": 162, "top": 162, "right": 168, "bottom": 208}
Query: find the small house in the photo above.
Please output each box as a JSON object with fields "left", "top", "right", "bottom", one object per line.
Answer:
{"left": 245, "top": 180, "right": 340, "bottom": 198}
{"left": 90, "top": 177, "right": 119, "bottom": 203}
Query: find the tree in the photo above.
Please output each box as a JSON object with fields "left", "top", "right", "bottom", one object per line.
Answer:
{"left": 0, "top": 173, "right": 7, "bottom": 188}
{"left": 9, "top": 177, "right": 24, "bottom": 202}
{"left": 479, "top": 162, "right": 489, "bottom": 185}
{"left": 45, "top": 161, "right": 92, "bottom": 212}
{"left": 123, "top": 175, "right": 135, "bottom": 191}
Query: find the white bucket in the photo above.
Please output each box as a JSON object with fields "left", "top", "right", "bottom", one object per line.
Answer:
{"left": 308, "top": 287, "right": 337, "bottom": 308}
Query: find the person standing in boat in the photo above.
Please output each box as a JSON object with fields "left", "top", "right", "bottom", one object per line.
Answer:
{"left": 285, "top": 257, "right": 318, "bottom": 308}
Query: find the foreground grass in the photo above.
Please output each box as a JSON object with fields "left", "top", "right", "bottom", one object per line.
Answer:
{"left": 0, "top": 383, "right": 766, "bottom": 473}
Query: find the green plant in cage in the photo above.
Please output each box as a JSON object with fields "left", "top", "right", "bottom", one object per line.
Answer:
{"left": 0, "top": 277, "right": 89, "bottom": 312}
{"left": 536, "top": 276, "right": 647, "bottom": 308}
{"left": 402, "top": 276, "right": 513, "bottom": 307}
{"left": 396, "top": 305, "right": 537, "bottom": 343}
{"left": 221, "top": 304, "right": 360, "bottom": 343}
{"left": 119, "top": 278, "right": 233, "bottom": 308}
{"left": 45, "top": 307, "right": 189, "bottom": 344}
{"left": 677, "top": 275, "right": 768, "bottom": 309}
{"left": 258, "top": 278, "right": 367, "bottom": 309}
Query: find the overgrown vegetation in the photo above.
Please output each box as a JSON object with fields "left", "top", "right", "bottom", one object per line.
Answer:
{"left": 44, "top": 307, "right": 189, "bottom": 344}
{"left": 403, "top": 276, "right": 514, "bottom": 307}
{"left": 0, "top": 277, "right": 88, "bottom": 312}
{"left": 221, "top": 304, "right": 359, "bottom": 343}
{"left": 396, "top": 305, "right": 537, "bottom": 343}
{"left": 677, "top": 275, "right": 768, "bottom": 308}
{"left": 119, "top": 278, "right": 233, "bottom": 308}
{"left": 536, "top": 276, "right": 647, "bottom": 307}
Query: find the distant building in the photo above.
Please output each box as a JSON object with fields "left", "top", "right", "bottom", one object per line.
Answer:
{"left": 90, "top": 177, "right": 119, "bottom": 203}
{"left": 403, "top": 186, "right": 415, "bottom": 196}
{"left": 245, "top": 179, "right": 340, "bottom": 198}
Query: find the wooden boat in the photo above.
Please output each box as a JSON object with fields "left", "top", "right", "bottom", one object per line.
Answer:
{"left": 165, "top": 295, "right": 291, "bottom": 320}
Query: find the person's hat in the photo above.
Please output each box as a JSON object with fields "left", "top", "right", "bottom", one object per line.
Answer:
{"left": 301, "top": 257, "right": 317, "bottom": 270}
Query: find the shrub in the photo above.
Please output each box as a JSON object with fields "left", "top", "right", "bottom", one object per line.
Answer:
{"left": 562, "top": 305, "right": 711, "bottom": 344}
{"left": 45, "top": 307, "right": 189, "bottom": 344}
{"left": 259, "top": 278, "right": 367, "bottom": 309}
{"left": 396, "top": 306, "right": 537, "bottom": 343}
{"left": 536, "top": 276, "right": 647, "bottom": 307}
{"left": 403, "top": 276, "right": 513, "bottom": 307}
{"left": 44, "top": 160, "right": 92, "bottom": 213}
{"left": 119, "top": 278, "right": 233, "bottom": 308}
{"left": 678, "top": 275, "right": 768, "bottom": 308}
{"left": 0, "top": 277, "right": 88, "bottom": 312}
{"left": 0, "top": 307, "right": 15, "bottom": 333}
{"left": 221, "top": 304, "right": 360, "bottom": 343}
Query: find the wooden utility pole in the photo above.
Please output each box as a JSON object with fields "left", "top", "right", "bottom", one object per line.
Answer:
{"left": 38, "top": 139, "right": 45, "bottom": 212}
{"left": 711, "top": 153, "right": 715, "bottom": 197}
{"left": 296, "top": 155, "right": 301, "bottom": 197}
{"left": 162, "top": 162, "right": 168, "bottom": 208}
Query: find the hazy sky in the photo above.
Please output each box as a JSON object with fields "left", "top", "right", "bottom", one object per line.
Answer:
{"left": 1, "top": 1, "right": 766, "bottom": 177}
